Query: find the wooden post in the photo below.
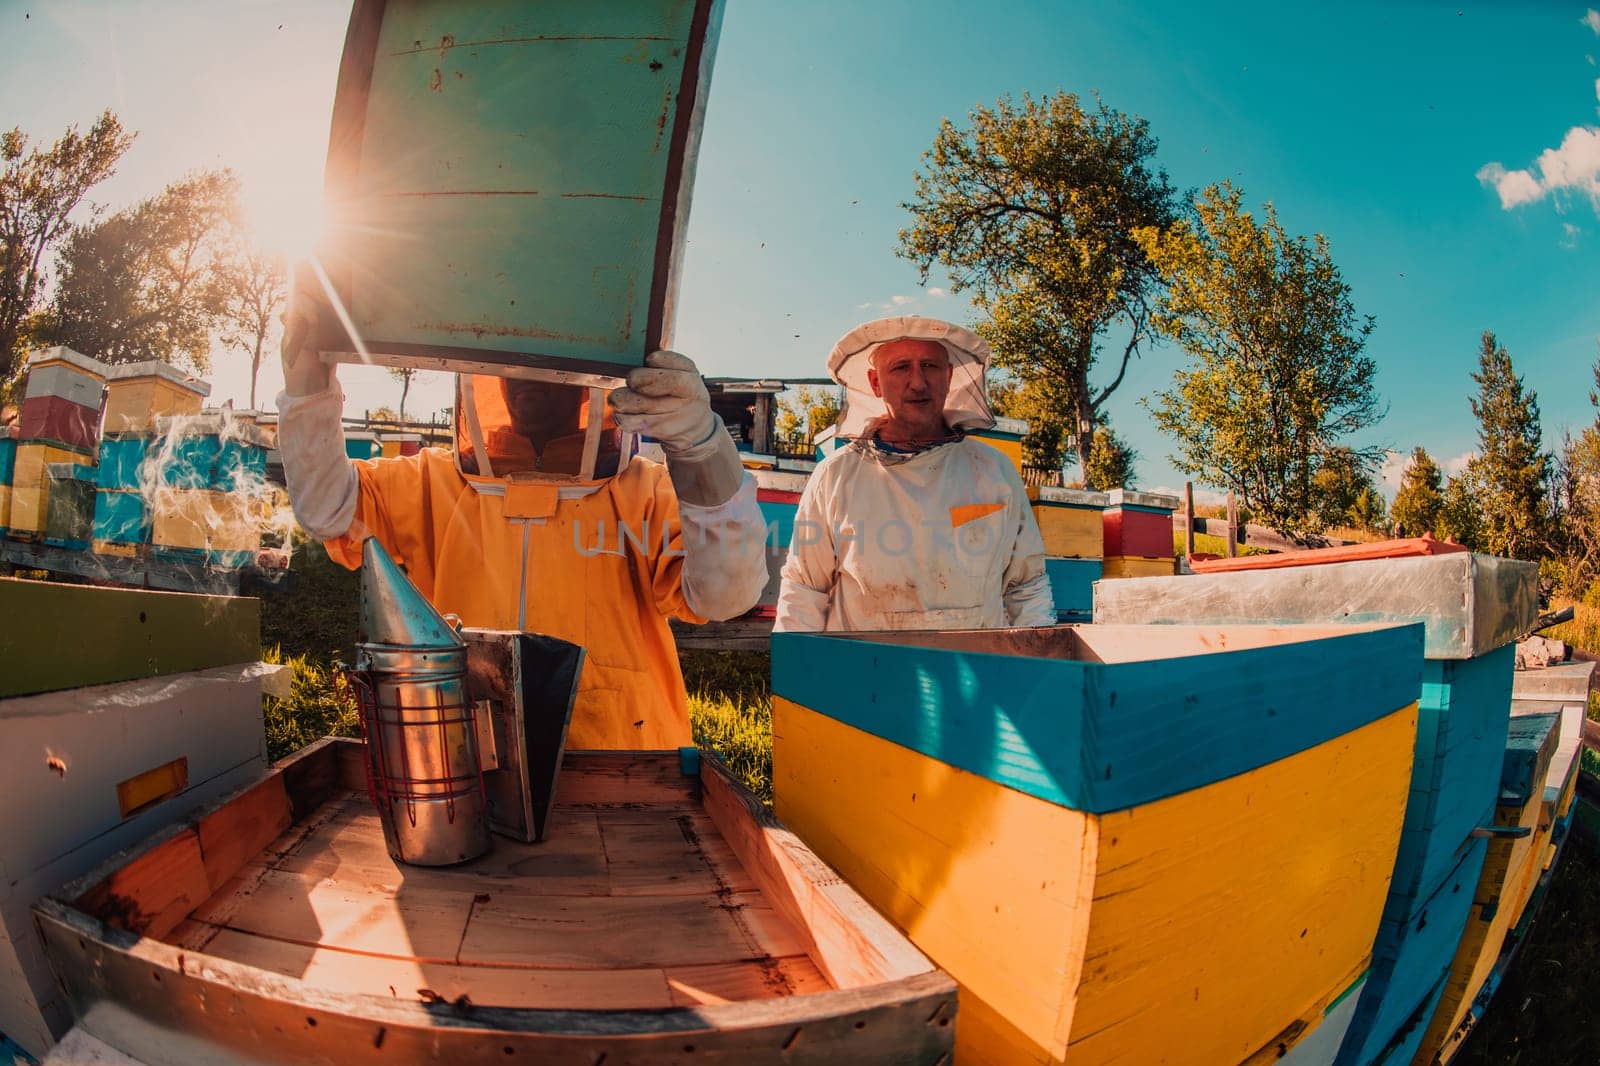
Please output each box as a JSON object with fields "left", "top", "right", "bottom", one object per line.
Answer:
{"left": 1226, "top": 492, "right": 1239, "bottom": 558}
{"left": 1183, "top": 482, "right": 1195, "bottom": 558}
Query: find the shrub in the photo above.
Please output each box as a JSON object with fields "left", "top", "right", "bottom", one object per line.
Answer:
{"left": 262, "top": 646, "right": 361, "bottom": 763}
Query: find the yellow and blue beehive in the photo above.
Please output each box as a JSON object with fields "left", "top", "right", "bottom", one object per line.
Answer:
{"left": 968, "top": 415, "right": 1027, "bottom": 476}
{"left": 1094, "top": 552, "right": 1538, "bottom": 1066}
{"left": 773, "top": 621, "right": 1424, "bottom": 1065}
{"left": 1414, "top": 711, "right": 1561, "bottom": 1064}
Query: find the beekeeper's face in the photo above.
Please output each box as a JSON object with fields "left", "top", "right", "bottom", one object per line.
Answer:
{"left": 867, "top": 338, "right": 952, "bottom": 434}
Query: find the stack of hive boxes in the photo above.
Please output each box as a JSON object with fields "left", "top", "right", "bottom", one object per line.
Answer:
{"left": 1093, "top": 553, "right": 1536, "bottom": 1066}
{"left": 379, "top": 431, "right": 423, "bottom": 458}
{"left": 344, "top": 430, "right": 378, "bottom": 461}
{"left": 747, "top": 469, "right": 809, "bottom": 618}
{"left": 0, "top": 425, "right": 16, "bottom": 538}
{"left": 1100, "top": 489, "right": 1178, "bottom": 578}
{"left": 8, "top": 348, "right": 107, "bottom": 547}
{"left": 967, "top": 415, "right": 1027, "bottom": 472}
{"left": 1031, "top": 487, "right": 1107, "bottom": 623}
{"left": 93, "top": 362, "right": 210, "bottom": 557}
{"left": 147, "top": 412, "right": 271, "bottom": 569}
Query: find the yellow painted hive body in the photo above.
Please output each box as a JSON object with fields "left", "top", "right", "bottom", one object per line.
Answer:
{"left": 771, "top": 623, "right": 1427, "bottom": 1066}
{"left": 1101, "top": 554, "right": 1175, "bottom": 579}
{"left": 1028, "top": 488, "right": 1108, "bottom": 560}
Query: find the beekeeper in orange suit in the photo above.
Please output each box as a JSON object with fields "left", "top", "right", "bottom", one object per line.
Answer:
{"left": 274, "top": 272, "right": 768, "bottom": 750}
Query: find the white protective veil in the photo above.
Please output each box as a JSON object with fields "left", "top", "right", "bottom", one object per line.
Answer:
{"left": 826, "top": 316, "right": 995, "bottom": 440}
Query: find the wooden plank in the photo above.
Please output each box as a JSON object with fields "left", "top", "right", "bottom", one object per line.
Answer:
{"left": 596, "top": 810, "right": 757, "bottom": 896}
{"left": 774, "top": 622, "right": 1423, "bottom": 815}
{"left": 334, "top": 736, "right": 369, "bottom": 791}
{"left": 274, "top": 800, "right": 614, "bottom": 898}
{"left": 775, "top": 697, "right": 1097, "bottom": 1065}
{"left": 197, "top": 775, "right": 293, "bottom": 894}
{"left": 35, "top": 897, "right": 957, "bottom": 1064}
{"left": 0, "top": 578, "right": 258, "bottom": 698}
{"left": 666, "top": 956, "right": 832, "bottom": 1005}
{"left": 73, "top": 825, "right": 210, "bottom": 940}
{"left": 700, "top": 756, "right": 932, "bottom": 990}
{"left": 557, "top": 750, "right": 701, "bottom": 808}
{"left": 274, "top": 737, "right": 343, "bottom": 822}
{"left": 459, "top": 889, "right": 807, "bottom": 969}
{"left": 186, "top": 922, "right": 832, "bottom": 1011}
{"left": 197, "top": 865, "right": 473, "bottom": 962}
{"left": 1067, "top": 708, "right": 1415, "bottom": 1065}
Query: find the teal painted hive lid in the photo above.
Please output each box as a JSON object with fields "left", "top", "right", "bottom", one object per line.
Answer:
{"left": 317, "top": 0, "right": 725, "bottom": 386}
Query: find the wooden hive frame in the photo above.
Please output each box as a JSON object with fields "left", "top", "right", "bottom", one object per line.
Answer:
{"left": 35, "top": 739, "right": 956, "bottom": 1065}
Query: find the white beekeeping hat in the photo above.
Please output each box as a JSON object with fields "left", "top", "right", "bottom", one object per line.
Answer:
{"left": 825, "top": 316, "right": 994, "bottom": 438}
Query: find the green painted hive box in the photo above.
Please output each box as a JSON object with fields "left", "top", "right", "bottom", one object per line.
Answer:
{"left": 772, "top": 622, "right": 1425, "bottom": 1066}
{"left": 318, "top": 0, "right": 725, "bottom": 382}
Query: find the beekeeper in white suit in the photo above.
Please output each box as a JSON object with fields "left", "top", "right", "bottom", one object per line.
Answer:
{"left": 775, "top": 316, "right": 1055, "bottom": 632}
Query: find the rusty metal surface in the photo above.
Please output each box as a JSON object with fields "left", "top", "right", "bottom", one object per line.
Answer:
{"left": 319, "top": 0, "right": 725, "bottom": 380}
{"left": 1093, "top": 552, "right": 1539, "bottom": 660}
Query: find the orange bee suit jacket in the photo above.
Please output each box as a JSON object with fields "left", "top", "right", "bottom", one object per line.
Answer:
{"left": 323, "top": 448, "right": 701, "bottom": 750}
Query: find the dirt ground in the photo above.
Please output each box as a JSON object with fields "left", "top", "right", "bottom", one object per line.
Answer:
{"left": 1456, "top": 815, "right": 1600, "bottom": 1065}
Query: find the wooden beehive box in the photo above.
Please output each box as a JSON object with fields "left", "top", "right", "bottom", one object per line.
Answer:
{"left": 317, "top": 0, "right": 724, "bottom": 383}
{"left": 0, "top": 580, "right": 265, "bottom": 1058}
{"left": 772, "top": 621, "right": 1425, "bottom": 1065}
{"left": 102, "top": 361, "right": 209, "bottom": 435}
{"left": 1030, "top": 486, "right": 1107, "bottom": 560}
{"left": 1094, "top": 552, "right": 1538, "bottom": 1066}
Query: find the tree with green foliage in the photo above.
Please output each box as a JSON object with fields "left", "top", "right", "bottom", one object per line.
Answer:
{"left": 1310, "top": 447, "right": 1386, "bottom": 532}
{"left": 1083, "top": 424, "right": 1138, "bottom": 491}
{"left": 217, "top": 244, "right": 286, "bottom": 410}
{"left": 0, "top": 110, "right": 133, "bottom": 394}
{"left": 1466, "top": 331, "right": 1550, "bottom": 560}
{"left": 390, "top": 365, "right": 417, "bottom": 421}
{"left": 990, "top": 375, "right": 1070, "bottom": 472}
{"left": 40, "top": 168, "right": 242, "bottom": 371}
{"left": 1438, "top": 465, "right": 1486, "bottom": 549}
{"left": 774, "top": 385, "right": 841, "bottom": 448}
{"left": 1139, "top": 182, "right": 1382, "bottom": 536}
{"left": 1390, "top": 447, "right": 1444, "bottom": 538}
{"left": 1551, "top": 349, "right": 1600, "bottom": 592}
{"left": 897, "top": 91, "right": 1181, "bottom": 475}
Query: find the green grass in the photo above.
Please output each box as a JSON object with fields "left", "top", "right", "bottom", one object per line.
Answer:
{"left": 1173, "top": 530, "right": 1269, "bottom": 559}
{"left": 261, "top": 646, "right": 361, "bottom": 763}
{"left": 689, "top": 691, "right": 773, "bottom": 805}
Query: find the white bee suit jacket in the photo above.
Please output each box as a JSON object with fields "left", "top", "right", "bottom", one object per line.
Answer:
{"left": 775, "top": 437, "right": 1056, "bottom": 632}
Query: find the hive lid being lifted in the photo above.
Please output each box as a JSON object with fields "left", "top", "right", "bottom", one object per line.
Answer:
{"left": 317, "top": 0, "right": 725, "bottom": 386}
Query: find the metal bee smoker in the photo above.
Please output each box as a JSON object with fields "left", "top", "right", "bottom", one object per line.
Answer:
{"left": 348, "top": 537, "right": 492, "bottom": 866}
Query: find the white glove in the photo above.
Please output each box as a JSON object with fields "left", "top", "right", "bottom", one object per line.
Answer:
{"left": 280, "top": 260, "right": 337, "bottom": 397}
{"left": 609, "top": 350, "right": 716, "bottom": 454}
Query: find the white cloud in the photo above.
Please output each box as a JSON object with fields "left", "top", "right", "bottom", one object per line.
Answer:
{"left": 1379, "top": 450, "right": 1409, "bottom": 495}
{"left": 890, "top": 294, "right": 914, "bottom": 306}
{"left": 1476, "top": 161, "right": 1547, "bottom": 208}
{"left": 855, "top": 301, "right": 873, "bottom": 310}
{"left": 1585, "top": 9, "right": 1600, "bottom": 35}
{"left": 1441, "top": 451, "right": 1476, "bottom": 478}
{"left": 1564, "top": 222, "right": 1583, "bottom": 248}
{"left": 926, "top": 287, "right": 948, "bottom": 298}
{"left": 1478, "top": 127, "right": 1600, "bottom": 213}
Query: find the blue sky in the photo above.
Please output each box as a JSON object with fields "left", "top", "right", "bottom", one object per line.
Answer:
{"left": 5, "top": 1, "right": 1599, "bottom": 498}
